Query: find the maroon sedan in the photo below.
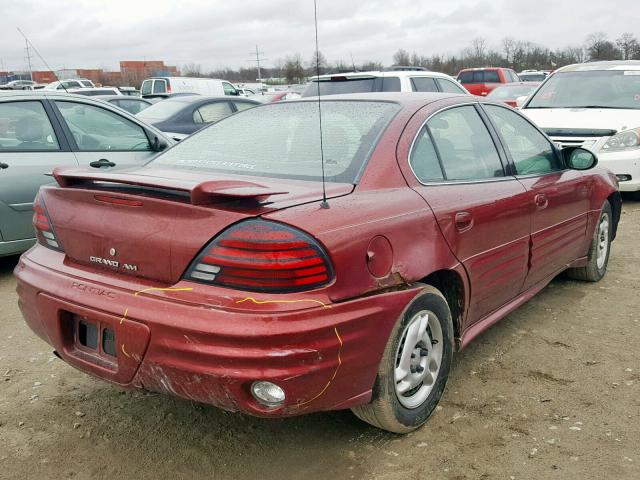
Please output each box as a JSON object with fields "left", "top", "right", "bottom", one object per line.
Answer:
{"left": 15, "top": 93, "right": 620, "bottom": 433}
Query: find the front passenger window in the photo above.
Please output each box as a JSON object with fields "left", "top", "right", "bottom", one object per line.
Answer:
{"left": 55, "top": 101, "right": 151, "bottom": 151}
{"left": 484, "top": 105, "right": 560, "bottom": 175}
{"left": 193, "top": 102, "right": 233, "bottom": 124}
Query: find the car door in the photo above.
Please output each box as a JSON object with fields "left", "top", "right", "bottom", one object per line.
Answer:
{"left": 52, "top": 99, "right": 158, "bottom": 170}
{"left": 482, "top": 103, "right": 591, "bottom": 289}
{"left": 407, "top": 104, "right": 531, "bottom": 324}
{"left": 0, "top": 98, "right": 77, "bottom": 243}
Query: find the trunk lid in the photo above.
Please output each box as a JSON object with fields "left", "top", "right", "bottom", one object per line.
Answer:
{"left": 43, "top": 167, "right": 353, "bottom": 284}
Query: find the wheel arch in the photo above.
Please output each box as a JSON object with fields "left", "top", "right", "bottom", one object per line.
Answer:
{"left": 607, "top": 191, "right": 622, "bottom": 240}
{"left": 419, "top": 269, "right": 467, "bottom": 349}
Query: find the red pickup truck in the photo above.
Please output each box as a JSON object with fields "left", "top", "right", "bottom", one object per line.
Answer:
{"left": 456, "top": 67, "right": 520, "bottom": 96}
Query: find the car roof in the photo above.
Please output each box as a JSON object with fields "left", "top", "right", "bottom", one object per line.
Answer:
{"left": 496, "top": 82, "right": 541, "bottom": 87}
{"left": 310, "top": 70, "right": 456, "bottom": 81}
{"left": 557, "top": 60, "right": 640, "bottom": 72}
{"left": 290, "top": 92, "right": 470, "bottom": 107}
{"left": 97, "top": 95, "right": 151, "bottom": 102}
{"left": 458, "top": 67, "right": 505, "bottom": 72}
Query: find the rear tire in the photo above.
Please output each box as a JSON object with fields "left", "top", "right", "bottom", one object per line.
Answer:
{"left": 351, "top": 285, "right": 454, "bottom": 433}
{"left": 567, "top": 201, "right": 612, "bottom": 282}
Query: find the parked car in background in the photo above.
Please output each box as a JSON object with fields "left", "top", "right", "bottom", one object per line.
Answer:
{"left": 0, "top": 80, "right": 39, "bottom": 90}
{"left": 0, "top": 91, "right": 172, "bottom": 257}
{"left": 118, "top": 86, "right": 140, "bottom": 97}
{"left": 69, "top": 87, "right": 123, "bottom": 97}
{"left": 521, "top": 60, "right": 640, "bottom": 192}
{"left": 98, "top": 95, "right": 152, "bottom": 114}
{"left": 456, "top": 67, "right": 519, "bottom": 96}
{"left": 140, "top": 77, "right": 241, "bottom": 99}
{"left": 15, "top": 92, "right": 620, "bottom": 434}
{"left": 44, "top": 79, "right": 96, "bottom": 90}
{"left": 236, "top": 87, "right": 256, "bottom": 96}
{"left": 137, "top": 95, "right": 259, "bottom": 140}
{"left": 518, "top": 70, "right": 548, "bottom": 82}
{"left": 303, "top": 70, "right": 468, "bottom": 97}
{"left": 249, "top": 91, "right": 302, "bottom": 103}
{"left": 486, "top": 81, "right": 541, "bottom": 107}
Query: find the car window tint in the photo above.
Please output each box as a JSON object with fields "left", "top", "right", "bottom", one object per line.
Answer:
{"left": 55, "top": 101, "right": 151, "bottom": 151}
{"left": 410, "top": 127, "right": 444, "bottom": 182}
{"left": 153, "top": 80, "right": 166, "bottom": 94}
{"left": 484, "top": 71, "right": 500, "bottom": 83}
{"left": 114, "top": 99, "right": 149, "bottom": 115}
{"left": 233, "top": 102, "right": 255, "bottom": 112}
{"left": 458, "top": 72, "right": 474, "bottom": 84}
{"left": 194, "top": 102, "right": 233, "bottom": 124}
{"left": 427, "top": 106, "right": 504, "bottom": 180}
{"left": 0, "top": 101, "right": 59, "bottom": 151}
{"left": 378, "top": 77, "right": 401, "bottom": 92}
{"left": 437, "top": 79, "right": 465, "bottom": 94}
{"left": 484, "top": 104, "right": 560, "bottom": 175}
{"left": 411, "top": 77, "right": 439, "bottom": 92}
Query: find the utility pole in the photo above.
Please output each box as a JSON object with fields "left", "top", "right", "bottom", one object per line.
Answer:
{"left": 248, "top": 45, "right": 266, "bottom": 85}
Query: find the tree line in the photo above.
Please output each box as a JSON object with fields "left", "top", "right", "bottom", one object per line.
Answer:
{"left": 183, "top": 32, "right": 640, "bottom": 84}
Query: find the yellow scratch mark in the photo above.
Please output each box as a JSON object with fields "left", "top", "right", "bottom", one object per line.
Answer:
{"left": 236, "top": 296, "right": 331, "bottom": 309}
{"left": 121, "top": 344, "right": 131, "bottom": 358}
{"left": 119, "top": 308, "right": 129, "bottom": 325}
{"left": 297, "top": 327, "right": 343, "bottom": 407}
{"left": 134, "top": 287, "right": 194, "bottom": 297}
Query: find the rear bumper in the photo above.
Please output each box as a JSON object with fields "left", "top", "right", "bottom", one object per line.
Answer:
{"left": 15, "top": 245, "right": 419, "bottom": 417}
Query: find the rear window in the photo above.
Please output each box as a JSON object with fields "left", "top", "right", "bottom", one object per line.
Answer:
{"left": 302, "top": 77, "right": 401, "bottom": 97}
{"left": 141, "top": 80, "right": 152, "bottom": 95}
{"left": 153, "top": 80, "right": 167, "bottom": 94}
{"left": 458, "top": 70, "right": 500, "bottom": 84}
{"left": 487, "top": 84, "right": 538, "bottom": 100}
{"left": 137, "top": 99, "right": 190, "bottom": 122}
{"left": 150, "top": 100, "right": 400, "bottom": 183}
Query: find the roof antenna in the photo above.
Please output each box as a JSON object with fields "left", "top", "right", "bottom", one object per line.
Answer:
{"left": 16, "top": 27, "right": 69, "bottom": 93}
{"left": 313, "top": 0, "right": 329, "bottom": 209}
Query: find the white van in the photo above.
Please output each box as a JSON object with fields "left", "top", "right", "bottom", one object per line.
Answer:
{"left": 140, "top": 77, "right": 240, "bottom": 98}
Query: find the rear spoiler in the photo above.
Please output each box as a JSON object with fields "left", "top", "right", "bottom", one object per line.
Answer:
{"left": 51, "top": 167, "right": 288, "bottom": 205}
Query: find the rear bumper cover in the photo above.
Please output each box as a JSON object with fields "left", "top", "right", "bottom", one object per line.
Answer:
{"left": 15, "top": 246, "right": 419, "bottom": 417}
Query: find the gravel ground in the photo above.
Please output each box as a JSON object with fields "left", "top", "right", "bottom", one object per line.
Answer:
{"left": 1, "top": 197, "right": 638, "bottom": 480}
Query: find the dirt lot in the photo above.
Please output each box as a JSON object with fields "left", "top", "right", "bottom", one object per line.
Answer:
{"left": 1, "top": 199, "right": 638, "bottom": 480}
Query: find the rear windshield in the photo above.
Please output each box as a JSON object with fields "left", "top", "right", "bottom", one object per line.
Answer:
{"left": 487, "top": 84, "right": 538, "bottom": 100}
{"left": 519, "top": 73, "right": 546, "bottom": 82}
{"left": 527, "top": 70, "right": 640, "bottom": 109}
{"left": 302, "top": 77, "right": 401, "bottom": 97}
{"left": 149, "top": 100, "right": 400, "bottom": 183}
{"left": 458, "top": 70, "right": 500, "bottom": 84}
{"left": 141, "top": 80, "right": 153, "bottom": 95}
{"left": 137, "top": 99, "right": 192, "bottom": 122}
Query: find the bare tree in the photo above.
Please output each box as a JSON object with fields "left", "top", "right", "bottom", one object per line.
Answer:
{"left": 284, "top": 54, "right": 305, "bottom": 83}
{"left": 585, "top": 32, "right": 620, "bottom": 61}
{"left": 392, "top": 49, "right": 411, "bottom": 66}
{"left": 308, "top": 50, "right": 328, "bottom": 76}
{"left": 616, "top": 33, "right": 640, "bottom": 60}
{"left": 182, "top": 63, "right": 204, "bottom": 77}
{"left": 502, "top": 37, "right": 516, "bottom": 66}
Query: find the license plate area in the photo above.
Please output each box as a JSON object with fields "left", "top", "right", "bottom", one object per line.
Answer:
{"left": 68, "top": 313, "right": 118, "bottom": 370}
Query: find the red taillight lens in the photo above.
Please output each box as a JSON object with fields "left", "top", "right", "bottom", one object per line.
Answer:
{"left": 33, "top": 195, "right": 63, "bottom": 251}
{"left": 184, "top": 220, "right": 334, "bottom": 293}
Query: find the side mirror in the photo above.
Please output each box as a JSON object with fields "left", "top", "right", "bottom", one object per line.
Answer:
{"left": 515, "top": 96, "right": 528, "bottom": 109}
{"left": 152, "top": 135, "right": 169, "bottom": 152}
{"left": 564, "top": 147, "right": 598, "bottom": 170}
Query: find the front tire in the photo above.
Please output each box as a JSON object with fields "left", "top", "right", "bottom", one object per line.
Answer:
{"left": 567, "top": 201, "right": 612, "bottom": 282}
{"left": 351, "top": 285, "right": 454, "bottom": 433}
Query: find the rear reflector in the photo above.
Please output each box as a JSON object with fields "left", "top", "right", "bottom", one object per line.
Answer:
{"left": 183, "top": 220, "right": 334, "bottom": 293}
{"left": 33, "top": 194, "right": 63, "bottom": 251}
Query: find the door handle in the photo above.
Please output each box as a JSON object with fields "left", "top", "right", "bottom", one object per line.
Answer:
{"left": 535, "top": 194, "right": 549, "bottom": 210}
{"left": 90, "top": 158, "right": 116, "bottom": 168}
{"left": 0, "top": 162, "right": 8, "bottom": 170}
{"left": 454, "top": 211, "right": 474, "bottom": 232}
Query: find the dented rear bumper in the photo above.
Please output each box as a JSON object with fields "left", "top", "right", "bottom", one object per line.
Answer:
{"left": 15, "top": 245, "right": 419, "bottom": 416}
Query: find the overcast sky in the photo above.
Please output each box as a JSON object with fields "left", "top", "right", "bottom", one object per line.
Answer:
{"left": 1, "top": 0, "right": 638, "bottom": 73}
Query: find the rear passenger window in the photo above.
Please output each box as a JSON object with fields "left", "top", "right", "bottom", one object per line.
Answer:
{"left": 0, "top": 101, "right": 59, "bottom": 151}
{"left": 437, "top": 79, "right": 465, "bottom": 94}
{"left": 233, "top": 102, "right": 255, "bottom": 112}
{"left": 378, "top": 77, "right": 401, "bottom": 92}
{"left": 427, "top": 106, "right": 504, "bottom": 181}
{"left": 193, "top": 102, "right": 233, "bottom": 124}
{"left": 484, "top": 105, "right": 561, "bottom": 175}
{"left": 410, "top": 128, "right": 444, "bottom": 182}
{"left": 410, "top": 77, "right": 439, "bottom": 92}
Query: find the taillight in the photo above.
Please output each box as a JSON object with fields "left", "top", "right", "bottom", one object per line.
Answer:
{"left": 33, "top": 195, "right": 63, "bottom": 251}
{"left": 184, "top": 220, "right": 334, "bottom": 293}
